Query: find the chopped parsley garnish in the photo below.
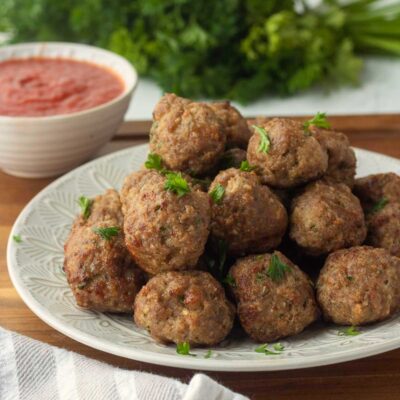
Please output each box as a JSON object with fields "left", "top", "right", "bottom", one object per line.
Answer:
{"left": 92, "top": 226, "right": 120, "bottom": 241}
{"left": 176, "top": 342, "right": 196, "bottom": 356}
{"left": 346, "top": 275, "right": 354, "bottom": 281}
{"left": 177, "top": 295, "right": 185, "bottom": 304}
{"left": 257, "top": 254, "right": 291, "bottom": 283}
{"left": 223, "top": 273, "right": 236, "bottom": 288}
{"left": 256, "top": 255, "right": 291, "bottom": 283}
{"left": 164, "top": 172, "right": 190, "bottom": 197}
{"left": 252, "top": 125, "right": 270, "bottom": 154}
{"left": 370, "top": 197, "right": 388, "bottom": 214}
{"left": 273, "top": 343, "right": 285, "bottom": 352}
{"left": 145, "top": 152, "right": 164, "bottom": 172}
{"left": 255, "top": 343, "right": 285, "bottom": 355}
{"left": 204, "top": 350, "right": 213, "bottom": 359}
{"left": 12, "top": 234, "right": 22, "bottom": 243}
{"left": 210, "top": 184, "right": 225, "bottom": 204}
{"left": 78, "top": 196, "right": 92, "bottom": 220}
{"left": 303, "top": 112, "right": 331, "bottom": 132}
{"left": 338, "top": 326, "right": 360, "bottom": 336}
{"left": 239, "top": 160, "right": 256, "bottom": 172}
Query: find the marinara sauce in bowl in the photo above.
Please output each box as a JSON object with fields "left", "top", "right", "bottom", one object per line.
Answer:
{"left": 0, "top": 42, "right": 137, "bottom": 178}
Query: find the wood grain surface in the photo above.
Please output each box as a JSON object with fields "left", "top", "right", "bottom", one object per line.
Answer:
{"left": 2, "top": 115, "right": 400, "bottom": 400}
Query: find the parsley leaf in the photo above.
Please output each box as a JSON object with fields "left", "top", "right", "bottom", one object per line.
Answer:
{"left": 239, "top": 160, "right": 256, "bottom": 172}
{"left": 223, "top": 273, "right": 236, "bottom": 288}
{"left": 338, "top": 326, "right": 360, "bottom": 336}
{"left": 266, "top": 254, "right": 291, "bottom": 283}
{"left": 92, "top": 226, "right": 120, "bottom": 241}
{"left": 204, "top": 350, "right": 213, "bottom": 359}
{"left": 210, "top": 184, "right": 225, "bottom": 204}
{"left": 12, "top": 234, "right": 22, "bottom": 243}
{"left": 164, "top": 172, "right": 190, "bottom": 197}
{"left": 303, "top": 112, "right": 331, "bottom": 132}
{"left": 255, "top": 343, "right": 285, "bottom": 355}
{"left": 176, "top": 342, "right": 196, "bottom": 357}
{"left": 145, "top": 153, "right": 164, "bottom": 172}
{"left": 273, "top": 343, "right": 285, "bottom": 352}
{"left": 78, "top": 196, "right": 92, "bottom": 220}
{"left": 370, "top": 197, "right": 388, "bottom": 214}
{"left": 346, "top": 275, "right": 354, "bottom": 281}
{"left": 252, "top": 125, "right": 270, "bottom": 153}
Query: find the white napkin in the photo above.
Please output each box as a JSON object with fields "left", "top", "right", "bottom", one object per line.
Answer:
{"left": 0, "top": 327, "right": 248, "bottom": 400}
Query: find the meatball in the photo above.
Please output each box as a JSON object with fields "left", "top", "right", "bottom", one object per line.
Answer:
{"left": 290, "top": 180, "right": 367, "bottom": 255}
{"left": 230, "top": 251, "right": 319, "bottom": 342}
{"left": 247, "top": 118, "right": 328, "bottom": 188}
{"left": 354, "top": 172, "right": 400, "bottom": 210}
{"left": 64, "top": 189, "right": 144, "bottom": 313}
{"left": 217, "top": 148, "right": 247, "bottom": 171}
{"left": 316, "top": 246, "right": 400, "bottom": 325}
{"left": 310, "top": 127, "right": 356, "bottom": 187}
{"left": 120, "top": 170, "right": 210, "bottom": 275}
{"left": 149, "top": 93, "right": 226, "bottom": 175}
{"left": 134, "top": 271, "right": 235, "bottom": 345}
{"left": 209, "top": 101, "right": 251, "bottom": 149}
{"left": 365, "top": 202, "right": 400, "bottom": 257}
{"left": 209, "top": 168, "right": 287, "bottom": 255}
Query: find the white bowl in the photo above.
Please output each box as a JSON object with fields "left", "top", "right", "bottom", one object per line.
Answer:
{"left": 0, "top": 42, "right": 138, "bottom": 178}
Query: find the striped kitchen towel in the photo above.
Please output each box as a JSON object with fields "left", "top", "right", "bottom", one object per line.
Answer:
{"left": 0, "top": 327, "right": 248, "bottom": 400}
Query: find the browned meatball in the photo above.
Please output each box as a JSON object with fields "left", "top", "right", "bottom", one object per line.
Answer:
{"left": 210, "top": 101, "right": 251, "bottom": 149}
{"left": 64, "top": 189, "right": 144, "bottom": 313}
{"left": 365, "top": 202, "right": 400, "bottom": 257}
{"left": 316, "top": 246, "right": 400, "bottom": 325}
{"left": 247, "top": 118, "right": 328, "bottom": 188}
{"left": 217, "top": 148, "right": 247, "bottom": 171}
{"left": 120, "top": 170, "right": 210, "bottom": 275}
{"left": 230, "top": 251, "right": 319, "bottom": 342}
{"left": 290, "top": 180, "right": 367, "bottom": 256}
{"left": 208, "top": 168, "right": 287, "bottom": 255}
{"left": 149, "top": 93, "right": 226, "bottom": 176}
{"left": 354, "top": 172, "right": 400, "bottom": 210}
{"left": 310, "top": 127, "right": 356, "bottom": 187}
{"left": 134, "top": 271, "right": 235, "bottom": 346}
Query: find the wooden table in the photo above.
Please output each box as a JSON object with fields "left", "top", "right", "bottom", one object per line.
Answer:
{"left": 2, "top": 115, "right": 400, "bottom": 399}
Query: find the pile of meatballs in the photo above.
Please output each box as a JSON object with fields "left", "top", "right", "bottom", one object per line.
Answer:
{"left": 64, "top": 93, "right": 400, "bottom": 349}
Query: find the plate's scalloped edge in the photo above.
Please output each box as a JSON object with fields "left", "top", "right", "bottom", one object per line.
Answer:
{"left": 7, "top": 145, "right": 400, "bottom": 371}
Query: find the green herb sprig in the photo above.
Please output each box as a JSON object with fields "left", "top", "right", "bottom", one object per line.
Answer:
{"left": 338, "top": 326, "right": 360, "bottom": 336}
{"left": 252, "top": 125, "right": 270, "bottom": 153}
{"left": 210, "top": 184, "right": 225, "bottom": 204}
{"left": 176, "top": 342, "right": 196, "bottom": 356}
{"left": 164, "top": 172, "right": 191, "bottom": 197}
{"left": 78, "top": 196, "right": 92, "bottom": 220}
{"left": 12, "top": 234, "right": 22, "bottom": 243}
{"left": 370, "top": 197, "right": 388, "bottom": 214}
{"left": 257, "top": 254, "right": 291, "bottom": 283}
{"left": 145, "top": 153, "right": 165, "bottom": 172}
{"left": 93, "top": 226, "right": 120, "bottom": 241}
{"left": 204, "top": 350, "right": 213, "bottom": 359}
{"left": 303, "top": 112, "right": 331, "bottom": 133}
{"left": 223, "top": 273, "right": 236, "bottom": 288}
{"left": 255, "top": 343, "right": 285, "bottom": 355}
{"left": 239, "top": 160, "right": 255, "bottom": 172}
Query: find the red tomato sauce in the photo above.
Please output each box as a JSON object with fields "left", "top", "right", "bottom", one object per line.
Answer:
{"left": 0, "top": 57, "right": 124, "bottom": 117}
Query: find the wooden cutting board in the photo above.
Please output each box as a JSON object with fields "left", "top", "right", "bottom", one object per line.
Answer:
{"left": 1, "top": 114, "right": 400, "bottom": 400}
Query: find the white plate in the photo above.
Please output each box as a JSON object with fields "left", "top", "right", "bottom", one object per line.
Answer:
{"left": 7, "top": 144, "right": 400, "bottom": 371}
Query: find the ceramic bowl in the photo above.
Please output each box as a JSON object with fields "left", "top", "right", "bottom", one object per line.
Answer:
{"left": 0, "top": 42, "right": 137, "bottom": 178}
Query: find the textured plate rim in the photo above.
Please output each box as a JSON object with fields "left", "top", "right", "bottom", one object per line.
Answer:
{"left": 7, "top": 145, "right": 400, "bottom": 372}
